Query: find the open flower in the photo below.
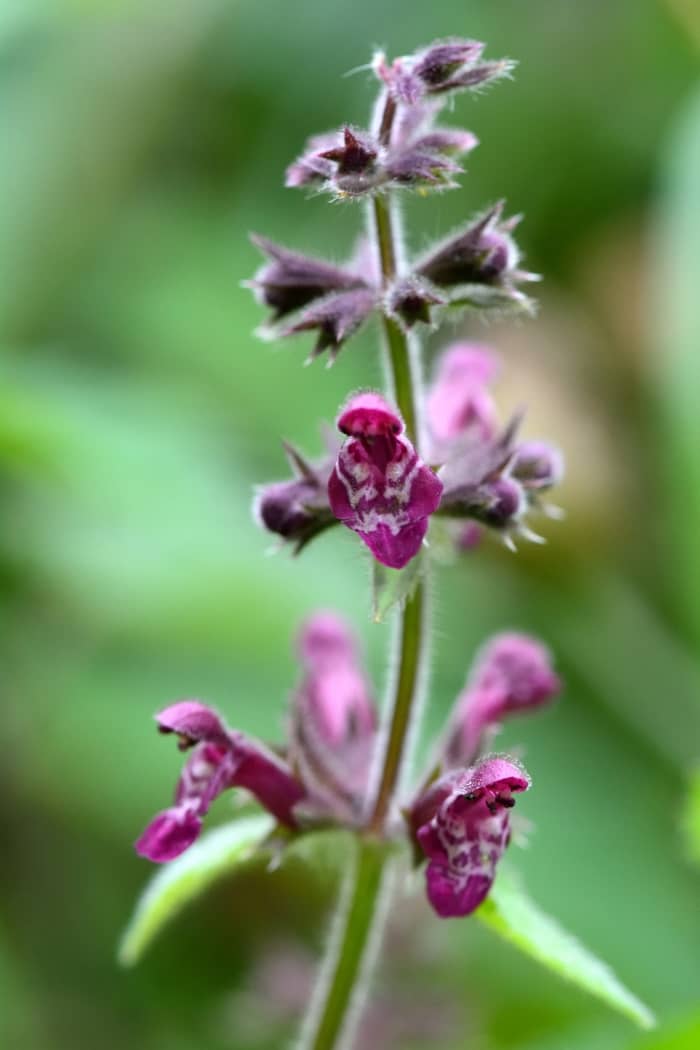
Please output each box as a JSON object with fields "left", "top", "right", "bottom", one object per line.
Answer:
{"left": 328, "top": 392, "right": 443, "bottom": 569}
{"left": 136, "top": 616, "right": 381, "bottom": 862}
{"left": 410, "top": 757, "right": 530, "bottom": 917}
{"left": 135, "top": 702, "right": 305, "bottom": 862}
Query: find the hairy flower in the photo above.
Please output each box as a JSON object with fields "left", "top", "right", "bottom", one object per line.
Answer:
{"left": 443, "top": 634, "right": 560, "bottom": 767}
{"left": 426, "top": 343, "right": 500, "bottom": 449}
{"left": 411, "top": 757, "right": 530, "bottom": 917}
{"left": 135, "top": 702, "right": 305, "bottom": 862}
{"left": 328, "top": 392, "right": 443, "bottom": 568}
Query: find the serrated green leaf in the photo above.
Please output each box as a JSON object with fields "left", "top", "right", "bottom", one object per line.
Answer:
{"left": 118, "top": 814, "right": 274, "bottom": 967}
{"left": 371, "top": 552, "right": 424, "bottom": 623}
{"left": 477, "top": 869, "right": 656, "bottom": 1029}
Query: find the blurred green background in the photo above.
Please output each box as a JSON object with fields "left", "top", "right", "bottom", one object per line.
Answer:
{"left": 2, "top": 1, "right": 700, "bottom": 1048}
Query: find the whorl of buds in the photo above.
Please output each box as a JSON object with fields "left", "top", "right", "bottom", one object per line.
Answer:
{"left": 374, "top": 38, "right": 514, "bottom": 106}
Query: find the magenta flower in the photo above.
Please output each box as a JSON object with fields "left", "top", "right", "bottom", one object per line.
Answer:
{"left": 328, "top": 392, "right": 443, "bottom": 569}
{"left": 290, "top": 614, "right": 378, "bottom": 821}
{"left": 296, "top": 612, "right": 376, "bottom": 747}
{"left": 444, "top": 634, "right": 560, "bottom": 768}
{"left": 426, "top": 343, "right": 500, "bottom": 448}
{"left": 411, "top": 757, "right": 530, "bottom": 917}
{"left": 135, "top": 701, "right": 305, "bottom": 862}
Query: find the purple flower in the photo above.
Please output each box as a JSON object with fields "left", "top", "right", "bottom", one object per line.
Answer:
{"left": 444, "top": 634, "right": 560, "bottom": 768}
{"left": 412, "top": 758, "right": 530, "bottom": 917}
{"left": 327, "top": 392, "right": 443, "bottom": 569}
{"left": 135, "top": 701, "right": 305, "bottom": 862}
{"left": 426, "top": 343, "right": 500, "bottom": 448}
{"left": 289, "top": 614, "right": 378, "bottom": 821}
{"left": 296, "top": 613, "right": 376, "bottom": 747}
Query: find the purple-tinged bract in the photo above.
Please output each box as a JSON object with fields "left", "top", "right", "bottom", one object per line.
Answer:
{"left": 248, "top": 235, "right": 365, "bottom": 322}
{"left": 328, "top": 393, "right": 443, "bottom": 568}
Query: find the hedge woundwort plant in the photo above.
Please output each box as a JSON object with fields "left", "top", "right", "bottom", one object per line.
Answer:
{"left": 127, "top": 37, "right": 655, "bottom": 1050}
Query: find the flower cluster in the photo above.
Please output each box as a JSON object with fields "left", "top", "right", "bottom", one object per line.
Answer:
{"left": 248, "top": 42, "right": 534, "bottom": 364}
{"left": 137, "top": 614, "right": 559, "bottom": 917}
{"left": 137, "top": 35, "right": 564, "bottom": 933}
{"left": 256, "top": 342, "right": 563, "bottom": 567}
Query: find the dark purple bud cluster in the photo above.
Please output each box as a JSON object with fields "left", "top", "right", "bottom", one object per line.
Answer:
{"left": 246, "top": 39, "right": 534, "bottom": 362}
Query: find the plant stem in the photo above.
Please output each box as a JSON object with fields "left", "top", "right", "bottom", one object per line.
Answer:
{"left": 301, "top": 839, "right": 389, "bottom": 1050}
{"left": 367, "top": 580, "right": 425, "bottom": 833}
{"left": 366, "top": 182, "right": 428, "bottom": 833}
{"left": 301, "top": 99, "right": 430, "bottom": 1050}
{"left": 371, "top": 193, "right": 418, "bottom": 444}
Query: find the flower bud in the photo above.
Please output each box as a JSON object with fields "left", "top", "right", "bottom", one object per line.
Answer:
{"left": 248, "top": 235, "right": 364, "bottom": 322}
{"left": 443, "top": 633, "right": 560, "bottom": 767}
{"left": 386, "top": 276, "right": 446, "bottom": 330}
{"left": 417, "top": 202, "right": 524, "bottom": 290}
{"left": 511, "top": 441, "right": 565, "bottom": 491}
{"left": 254, "top": 440, "right": 337, "bottom": 553}
{"left": 426, "top": 343, "right": 499, "bottom": 445}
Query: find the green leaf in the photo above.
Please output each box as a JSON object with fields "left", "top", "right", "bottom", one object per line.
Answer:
{"left": 371, "top": 552, "right": 424, "bottom": 623}
{"left": 682, "top": 769, "right": 700, "bottom": 867}
{"left": 118, "top": 814, "right": 274, "bottom": 967}
{"left": 477, "top": 869, "right": 656, "bottom": 1029}
{"left": 654, "top": 85, "right": 700, "bottom": 645}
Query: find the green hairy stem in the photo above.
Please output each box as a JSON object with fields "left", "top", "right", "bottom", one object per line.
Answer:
{"left": 301, "top": 98, "right": 430, "bottom": 1050}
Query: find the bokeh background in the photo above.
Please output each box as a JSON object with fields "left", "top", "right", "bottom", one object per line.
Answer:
{"left": 2, "top": 1, "right": 700, "bottom": 1048}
